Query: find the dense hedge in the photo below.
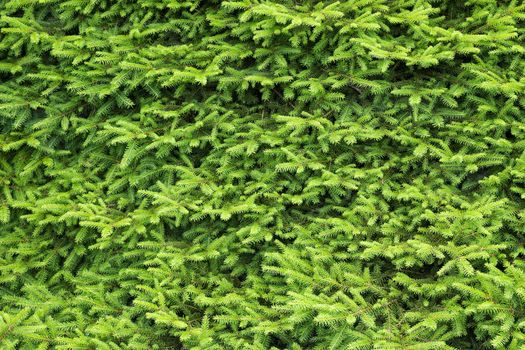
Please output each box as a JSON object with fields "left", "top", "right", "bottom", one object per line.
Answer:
{"left": 1, "top": 0, "right": 525, "bottom": 349}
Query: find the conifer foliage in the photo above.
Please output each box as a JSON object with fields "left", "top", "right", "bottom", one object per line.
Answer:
{"left": 1, "top": 0, "right": 525, "bottom": 349}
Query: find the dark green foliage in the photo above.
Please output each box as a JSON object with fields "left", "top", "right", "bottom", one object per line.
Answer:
{"left": 1, "top": 0, "right": 525, "bottom": 349}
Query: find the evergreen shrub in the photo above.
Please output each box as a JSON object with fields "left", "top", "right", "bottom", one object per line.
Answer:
{"left": 1, "top": 0, "right": 525, "bottom": 349}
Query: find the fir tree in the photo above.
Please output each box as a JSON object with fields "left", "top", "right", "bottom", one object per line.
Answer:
{"left": 1, "top": 0, "right": 525, "bottom": 349}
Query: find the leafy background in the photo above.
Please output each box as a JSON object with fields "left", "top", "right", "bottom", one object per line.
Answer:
{"left": 1, "top": 0, "right": 525, "bottom": 349}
